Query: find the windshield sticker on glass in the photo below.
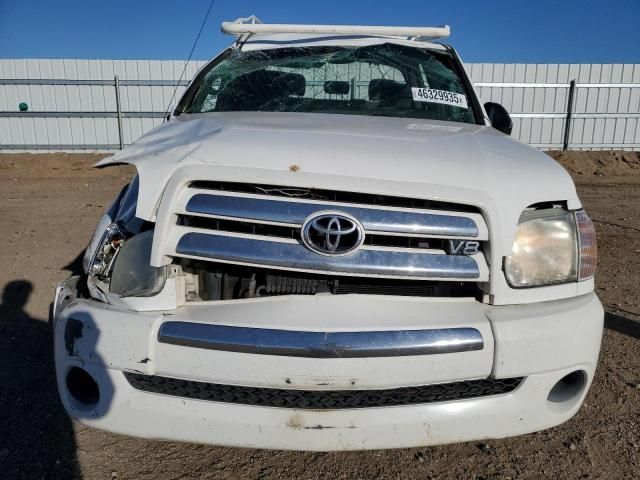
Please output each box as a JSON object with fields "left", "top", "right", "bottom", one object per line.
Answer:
{"left": 406, "top": 123, "right": 463, "bottom": 132}
{"left": 411, "top": 88, "right": 468, "bottom": 109}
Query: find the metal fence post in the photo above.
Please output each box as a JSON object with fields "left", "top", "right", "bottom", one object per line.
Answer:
{"left": 114, "top": 75, "right": 124, "bottom": 150}
{"left": 562, "top": 79, "right": 576, "bottom": 151}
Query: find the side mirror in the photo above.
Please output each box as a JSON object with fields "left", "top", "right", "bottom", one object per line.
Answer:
{"left": 484, "top": 102, "right": 513, "bottom": 135}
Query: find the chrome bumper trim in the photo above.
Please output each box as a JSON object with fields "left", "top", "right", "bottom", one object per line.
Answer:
{"left": 185, "top": 193, "right": 479, "bottom": 237}
{"left": 158, "top": 322, "right": 484, "bottom": 358}
{"left": 175, "top": 232, "right": 482, "bottom": 280}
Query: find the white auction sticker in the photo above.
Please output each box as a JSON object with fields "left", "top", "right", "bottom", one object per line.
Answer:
{"left": 406, "top": 123, "right": 463, "bottom": 132}
{"left": 411, "top": 88, "right": 468, "bottom": 109}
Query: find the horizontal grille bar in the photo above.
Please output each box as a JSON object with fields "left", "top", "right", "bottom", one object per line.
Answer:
{"left": 188, "top": 181, "right": 480, "bottom": 213}
{"left": 158, "top": 322, "right": 484, "bottom": 357}
{"left": 175, "top": 232, "right": 483, "bottom": 280}
{"left": 178, "top": 214, "right": 449, "bottom": 250}
{"left": 124, "top": 373, "right": 524, "bottom": 409}
{"left": 186, "top": 193, "right": 479, "bottom": 238}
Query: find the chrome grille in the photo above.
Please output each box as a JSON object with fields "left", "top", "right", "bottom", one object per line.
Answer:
{"left": 186, "top": 193, "right": 479, "bottom": 237}
{"left": 167, "top": 184, "right": 489, "bottom": 281}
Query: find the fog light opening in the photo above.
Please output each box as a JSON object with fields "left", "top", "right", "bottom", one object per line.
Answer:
{"left": 547, "top": 370, "right": 586, "bottom": 404}
{"left": 66, "top": 367, "right": 100, "bottom": 407}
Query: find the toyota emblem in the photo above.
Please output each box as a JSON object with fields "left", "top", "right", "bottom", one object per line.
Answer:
{"left": 301, "top": 212, "right": 365, "bottom": 255}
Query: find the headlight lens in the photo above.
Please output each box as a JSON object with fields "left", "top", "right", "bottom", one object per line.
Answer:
{"left": 504, "top": 210, "right": 578, "bottom": 287}
{"left": 109, "top": 230, "right": 167, "bottom": 297}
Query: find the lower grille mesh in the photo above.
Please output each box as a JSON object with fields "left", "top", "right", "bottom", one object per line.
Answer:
{"left": 124, "top": 373, "right": 523, "bottom": 409}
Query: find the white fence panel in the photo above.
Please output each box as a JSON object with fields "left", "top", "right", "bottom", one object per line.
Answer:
{"left": 469, "top": 63, "right": 640, "bottom": 150}
{"left": 1, "top": 59, "right": 639, "bottom": 151}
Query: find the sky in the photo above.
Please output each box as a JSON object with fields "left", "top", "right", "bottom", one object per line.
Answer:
{"left": 0, "top": 0, "right": 639, "bottom": 63}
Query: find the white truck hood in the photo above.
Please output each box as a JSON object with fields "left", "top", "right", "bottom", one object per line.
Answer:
{"left": 97, "top": 111, "right": 579, "bottom": 258}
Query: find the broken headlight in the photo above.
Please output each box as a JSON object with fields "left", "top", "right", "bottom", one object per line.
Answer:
{"left": 87, "top": 225, "right": 167, "bottom": 297}
{"left": 88, "top": 223, "right": 125, "bottom": 277}
{"left": 85, "top": 175, "right": 167, "bottom": 298}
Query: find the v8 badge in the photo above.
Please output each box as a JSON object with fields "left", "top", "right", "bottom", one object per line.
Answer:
{"left": 448, "top": 240, "right": 480, "bottom": 256}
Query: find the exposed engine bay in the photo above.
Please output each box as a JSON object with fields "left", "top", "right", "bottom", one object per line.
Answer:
{"left": 179, "top": 260, "right": 480, "bottom": 301}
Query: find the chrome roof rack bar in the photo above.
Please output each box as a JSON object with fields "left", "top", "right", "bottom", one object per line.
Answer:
{"left": 221, "top": 17, "right": 450, "bottom": 42}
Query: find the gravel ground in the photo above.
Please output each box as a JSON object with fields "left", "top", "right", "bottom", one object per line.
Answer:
{"left": 0, "top": 151, "right": 638, "bottom": 479}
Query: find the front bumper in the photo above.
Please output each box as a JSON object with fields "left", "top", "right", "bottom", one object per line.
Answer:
{"left": 53, "top": 280, "right": 603, "bottom": 451}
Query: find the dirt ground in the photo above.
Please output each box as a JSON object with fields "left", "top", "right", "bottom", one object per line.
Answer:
{"left": 0, "top": 150, "right": 639, "bottom": 480}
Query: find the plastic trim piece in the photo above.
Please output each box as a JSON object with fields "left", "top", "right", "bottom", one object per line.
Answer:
{"left": 124, "top": 373, "right": 523, "bottom": 409}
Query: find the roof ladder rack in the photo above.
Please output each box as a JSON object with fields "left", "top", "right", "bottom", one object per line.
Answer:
{"left": 221, "top": 17, "right": 450, "bottom": 43}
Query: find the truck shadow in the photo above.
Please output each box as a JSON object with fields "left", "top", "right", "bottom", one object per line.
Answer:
{"left": 0, "top": 280, "right": 81, "bottom": 479}
{"left": 604, "top": 311, "right": 640, "bottom": 340}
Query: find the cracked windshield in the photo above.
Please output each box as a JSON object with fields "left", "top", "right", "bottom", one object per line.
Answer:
{"left": 182, "top": 44, "right": 478, "bottom": 124}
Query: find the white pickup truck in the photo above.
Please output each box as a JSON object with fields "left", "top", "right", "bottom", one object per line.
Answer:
{"left": 52, "top": 18, "right": 603, "bottom": 451}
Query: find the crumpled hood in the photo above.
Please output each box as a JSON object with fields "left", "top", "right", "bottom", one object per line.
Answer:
{"left": 97, "top": 111, "right": 579, "bottom": 256}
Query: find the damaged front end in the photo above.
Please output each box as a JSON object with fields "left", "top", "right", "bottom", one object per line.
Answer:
{"left": 67, "top": 172, "right": 484, "bottom": 313}
{"left": 50, "top": 150, "right": 602, "bottom": 452}
{"left": 77, "top": 175, "right": 179, "bottom": 311}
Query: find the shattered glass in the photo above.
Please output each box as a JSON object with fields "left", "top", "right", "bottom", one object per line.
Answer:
{"left": 184, "top": 44, "right": 478, "bottom": 124}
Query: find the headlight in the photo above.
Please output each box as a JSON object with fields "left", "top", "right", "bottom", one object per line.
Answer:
{"left": 505, "top": 209, "right": 580, "bottom": 287}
